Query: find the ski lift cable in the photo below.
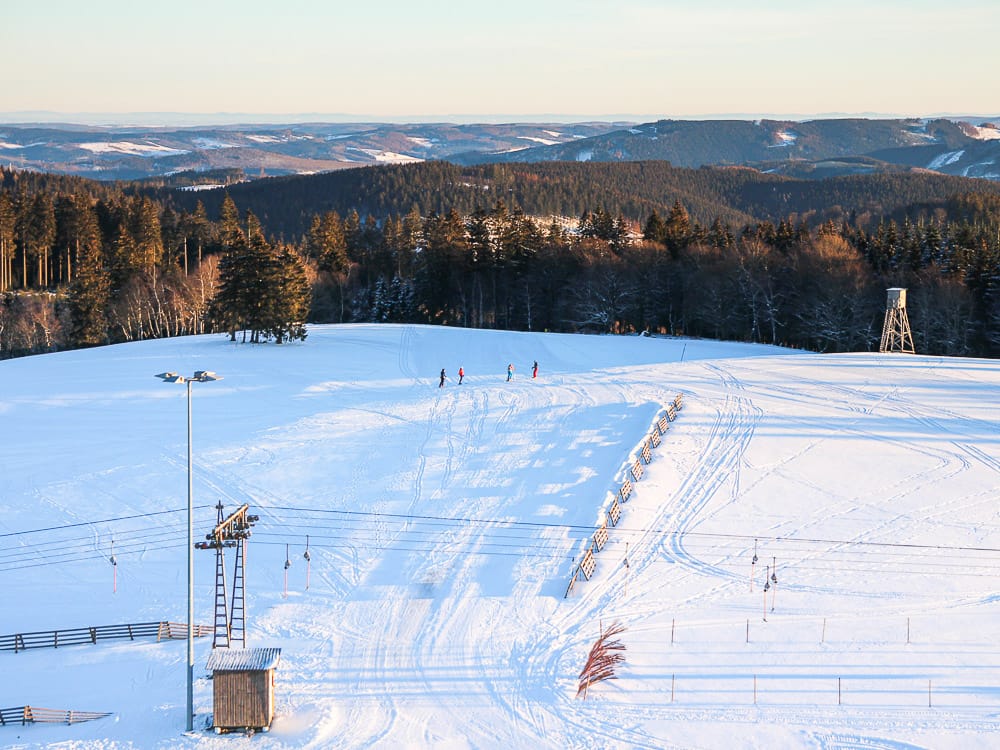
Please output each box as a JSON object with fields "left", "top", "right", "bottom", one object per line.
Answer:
{"left": 0, "top": 505, "right": 216, "bottom": 539}
{"left": 266, "top": 504, "right": 1000, "bottom": 554}
{"left": 0, "top": 524, "right": 190, "bottom": 561}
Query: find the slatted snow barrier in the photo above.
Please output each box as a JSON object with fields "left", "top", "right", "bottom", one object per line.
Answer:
{"left": 565, "top": 395, "right": 684, "bottom": 597}
{"left": 593, "top": 521, "right": 609, "bottom": 552}
{"left": 607, "top": 497, "right": 622, "bottom": 527}
{"left": 640, "top": 440, "right": 652, "bottom": 465}
{"left": 619, "top": 477, "right": 633, "bottom": 503}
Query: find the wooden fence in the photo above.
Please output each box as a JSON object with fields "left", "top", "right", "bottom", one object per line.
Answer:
{"left": 0, "top": 705, "right": 110, "bottom": 726}
{"left": 566, "top": 394, "right": 684, "bottom": 597}
{"left": 0, "top": 621, "right": 212, "bottom": 653}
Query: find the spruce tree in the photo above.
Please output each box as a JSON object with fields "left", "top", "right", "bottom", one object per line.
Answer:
{"left": 0, "top": 192, "right": 15, "bottom": 291}
{"left": 664, "top": 200, "right": 692, "bottom": 259}
{"left": 209, "top": 229, "right": 252, "bottom": 341}
{"left": 67, "top": 208, "right": 111, "bottom": 347}
{"left": 643, "top": 209, "right": 667, "bottom": 245}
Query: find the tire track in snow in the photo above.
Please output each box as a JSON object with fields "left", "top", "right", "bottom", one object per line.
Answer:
{"left": 653, "top": 362, "right": 761, "bottom": 582}
{"left": 465, "top": 374, "right": 686, "bottom": 749}
{"left": 667, "top": 364, "right": 996, "bottom": 621}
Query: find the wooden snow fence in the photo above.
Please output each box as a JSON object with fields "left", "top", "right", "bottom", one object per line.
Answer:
{"left": 630, "top": 459, "right": 644, "bottom": 482}
{"left": 607, "top": 496, "right": 622, "bottom": 527}
{"left": 565, "top": 396, "right": 684, "bottom": 597}
{"left": 619, "top": 477, "right": 633, "bottom": 503}
{"left": 0, "top": 705, "right": 110, "bottom": 727}
{"left": 0, "top": 621, "right": 212, "bottom": 653}
{"left": 593, "top": 521, "right": 609, "bottom": 552}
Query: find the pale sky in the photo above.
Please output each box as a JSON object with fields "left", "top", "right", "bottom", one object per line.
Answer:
{"left": 3, "top": 0, "right": 998, "bottom": 122}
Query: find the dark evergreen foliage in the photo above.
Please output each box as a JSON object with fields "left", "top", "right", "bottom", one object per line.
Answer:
{"left": 2, "top": 164, "right": 1000, "bottom": 359}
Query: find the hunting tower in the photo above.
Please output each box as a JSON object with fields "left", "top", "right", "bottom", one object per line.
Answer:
{"left": 879, "top": 288, "right": 915, "bottom": 353}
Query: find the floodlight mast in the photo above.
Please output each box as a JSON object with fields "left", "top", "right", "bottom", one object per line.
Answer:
{"left": 155, "top": 370, "right": 222, "bottom": 732}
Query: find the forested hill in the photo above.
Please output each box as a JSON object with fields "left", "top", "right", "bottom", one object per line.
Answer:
{"left": 457, "top": 118, "right": 1000, "bottom": 181}
{"left": 163, "top": 161, "right": 1000, "bottom": 241}
{"left": 3, "top": 162, "right": 1000, "bottom": 360}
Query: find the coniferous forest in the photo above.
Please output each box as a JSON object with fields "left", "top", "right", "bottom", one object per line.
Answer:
{"left": 1, "top": 162, "right": 999, "bottom": 359}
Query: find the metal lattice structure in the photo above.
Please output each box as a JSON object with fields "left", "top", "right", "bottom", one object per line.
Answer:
{"left": 879, "top": 288, "right": 915, "bottom": 353}
{"left": 196, "top": 503, "right": 258, "bottom": 649}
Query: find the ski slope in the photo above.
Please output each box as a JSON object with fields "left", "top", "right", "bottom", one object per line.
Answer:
{"left": 0, "top": 324, "right": 998, "bottom": 749}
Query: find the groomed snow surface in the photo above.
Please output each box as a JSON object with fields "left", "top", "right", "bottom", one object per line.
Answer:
{"left": 1, "top": 324, "right": 998, "bottom": 749}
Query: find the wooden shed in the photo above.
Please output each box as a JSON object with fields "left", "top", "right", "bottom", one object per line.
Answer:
{"left": 205, "top": 647, "right": 281, "bottom": 733}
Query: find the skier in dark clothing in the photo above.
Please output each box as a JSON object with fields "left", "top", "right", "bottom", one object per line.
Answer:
{"left": 532, "top": 360, "right": 538, "bottom": 378}
{"left": 458, "top": 367, "right": 464, "bottom": 384}
{"left": 439, "top": 368, "right": 446, "bottom": 387}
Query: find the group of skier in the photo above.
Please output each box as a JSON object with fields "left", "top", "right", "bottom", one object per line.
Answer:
{"left": 439, "top": 361, "right": 538, "bottom": 387}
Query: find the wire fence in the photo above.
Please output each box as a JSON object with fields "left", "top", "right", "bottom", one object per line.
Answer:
{"left": 630, "top": 673, "right": 995, "bottom": 710}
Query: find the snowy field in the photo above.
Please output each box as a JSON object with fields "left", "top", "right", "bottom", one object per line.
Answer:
{"left": 0, "top": 324, "right": 998, "bottom": 749}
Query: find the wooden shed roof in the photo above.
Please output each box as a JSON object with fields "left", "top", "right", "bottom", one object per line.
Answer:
{"left": 206, "top": 647, "right": 281, "bottom": 672}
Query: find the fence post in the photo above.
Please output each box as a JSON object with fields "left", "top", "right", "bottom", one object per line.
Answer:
{"left": 838, "top": 678, "right": 841, "bottom": 705}
{"left": 671, "top": 618, "right": 675, "bottom": 645}
{"left": 821, "top": 618, "right": 826, "bottom": 644}
{"left": 928, "top": 679, "right": 932, "bottom": 708}
{"left": 753, "top": 674, "right": 757, "bottom": 704}
{"left": 746, "top": 619, "right": 749, "bottom": 644}
{"left": 671, "top": 673, "right": 675, "bottom": 702}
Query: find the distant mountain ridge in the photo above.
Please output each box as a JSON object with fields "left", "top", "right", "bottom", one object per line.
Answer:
{"left": 2, "top": 117, "right": 1000, "bottom": 183}
{"left": 0, "top": 122, "right": 623, "bottom": 181}
{"left": 459, "top": 118, "right": 1000, "bottom": 180}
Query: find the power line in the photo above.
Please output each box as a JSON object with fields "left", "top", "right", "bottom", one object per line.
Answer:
{"left": 2, "top": 502, "right": 998, "bottom": 577}
{"left": 251, "top": 538, "right": 573, "bottom": 560}
{"left": 265, "top": 504, "right": 1000, "bottom": 555}
{"left": 0, "top": 505, "right": 215, "bottom": 539}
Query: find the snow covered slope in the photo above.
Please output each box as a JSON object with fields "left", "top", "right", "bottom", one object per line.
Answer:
{"left": 0, "top": 325, "right": 997, "bottom": 749}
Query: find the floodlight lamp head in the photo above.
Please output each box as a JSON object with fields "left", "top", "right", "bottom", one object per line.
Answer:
{"left": 155, "top": 372, "right": 186, "bottom": 383}
{"left": 193, "top": 370, "right": 221, "bottom": 382}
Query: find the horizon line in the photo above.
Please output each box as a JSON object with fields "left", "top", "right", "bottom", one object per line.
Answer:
{"left": 2, "top": 110, "right": 999, "bottom": 128}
